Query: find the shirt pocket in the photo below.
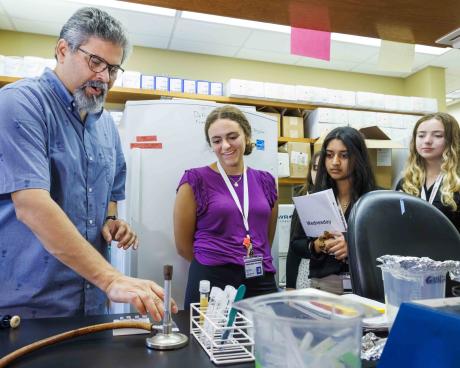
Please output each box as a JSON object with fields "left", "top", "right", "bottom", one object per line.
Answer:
{"left": 99, "top": 146, "right": 116, "bottom": 186}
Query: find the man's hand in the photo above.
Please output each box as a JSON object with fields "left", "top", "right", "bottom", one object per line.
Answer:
{"left": 105, "top": 275, "right": 178, "bottom": 321}
{"left": 101, "top": 219, "right": 138, "bottom": 250}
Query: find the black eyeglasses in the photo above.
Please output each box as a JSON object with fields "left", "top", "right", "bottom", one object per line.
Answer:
{"left": 77, "top": 47, "right": 124, "bottom": 79}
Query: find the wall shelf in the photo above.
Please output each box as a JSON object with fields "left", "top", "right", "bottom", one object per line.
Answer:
{"left": 0, "top": 76, "right": 319, "bottom": 110}
{"left": 278, "top": 178, "right": 306, "bottom": 186}
{"left": 277, "top": 137, "right": 316, "bottom": 145}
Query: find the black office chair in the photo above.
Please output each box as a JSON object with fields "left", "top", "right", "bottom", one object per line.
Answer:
{"left": 347, "top": 190, "right": 460, "bottom": 302}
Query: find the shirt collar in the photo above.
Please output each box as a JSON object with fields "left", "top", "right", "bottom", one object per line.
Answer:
{"left": 41, "top": 68, "right": 104, "bottom": 118}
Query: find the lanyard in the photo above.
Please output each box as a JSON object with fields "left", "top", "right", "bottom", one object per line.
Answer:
{"left": 421, "top": 174, "right": 443, "bottom": 204}
{"left": 216, "top": 161, "right": 249, "bottom": 233}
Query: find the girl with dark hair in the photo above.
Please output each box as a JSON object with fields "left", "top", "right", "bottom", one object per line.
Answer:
{"left": 396, "top": 113, "right": 460, "bottom": 232}
{"left": 174, "top": 105, "right": 279, "bottom": 306}
{"left": 289, "top": 127, "right": 377, "bottom": 294}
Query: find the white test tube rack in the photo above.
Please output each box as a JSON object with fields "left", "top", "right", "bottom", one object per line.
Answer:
{"left": 189, "top": 303, "right": 255, "bottom": 365}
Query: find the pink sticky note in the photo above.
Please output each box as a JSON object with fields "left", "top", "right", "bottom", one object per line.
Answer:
{"left": 291, "top": 27, "right": 331, "bottom": 61}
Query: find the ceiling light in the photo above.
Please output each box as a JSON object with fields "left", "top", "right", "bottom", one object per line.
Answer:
{"left": 61, "top": 0, "right": 176, "bottom": 16}
{"left": 331, "top": 33, "right": 381, "bottom": 47}
{"left": 446, "top": 89, "right": 460, "bottom": 99}
{"left": 181, "top": 11, "right": 290, "bottom": 33}
{"left": 436, "top": 28, "right": 460, "bottom": 49}
{"left": 414, "top": 45, "right": 450, "bottom": 55}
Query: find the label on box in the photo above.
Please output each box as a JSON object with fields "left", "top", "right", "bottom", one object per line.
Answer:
{"left": 255, "top": 139, "right": 265, "bottom": 151}
{"left": 210, "top": 82, "right": 223, "bottom": 96}
{"left": 155, "top": 76, "right": 169, "bottom": 91}
{"left": 290, "top": 151, "right": 308, "bottom": 166}
{"left": 141, "top": 75, "right": 154, "bottom": 89}
{"left": 196, "top": 81, "right": 210, "bottom": 95}
{"left": 169, "top": 78, "right": 183, "bottom": 92}
{"left": 377, "top": 149, "right": 392, "bottom": 167}
{"left": 183, "top": 80, "right": 196, "bottom": 94}
{"left": 289, "top": 130, "right": 300, "bottom": 138}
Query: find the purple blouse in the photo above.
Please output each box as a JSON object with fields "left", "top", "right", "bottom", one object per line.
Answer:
{"left": 178, "top": 166, "right": 277, "bottom": 273}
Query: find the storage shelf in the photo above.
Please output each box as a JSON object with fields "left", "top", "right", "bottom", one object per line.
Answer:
{"left": 278, "top": 137, "right": 316, "bottom": 144}
{"left": 0, "top": 76, "right": 318, "bottom": 110}
{"left": 279, "top": 178, "right": 306, "bottom": 185}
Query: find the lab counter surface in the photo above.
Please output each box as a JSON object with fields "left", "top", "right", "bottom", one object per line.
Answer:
{"left": 0, "top": 311, "right": 377, "bottom": 367}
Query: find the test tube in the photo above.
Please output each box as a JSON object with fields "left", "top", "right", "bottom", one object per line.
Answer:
{"left": 199, "top": 280, "right": 210, "bottom": 325}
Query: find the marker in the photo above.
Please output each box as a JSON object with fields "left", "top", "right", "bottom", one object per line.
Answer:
{"left": 221, "top": 285, "right": 246, "bottom": 343}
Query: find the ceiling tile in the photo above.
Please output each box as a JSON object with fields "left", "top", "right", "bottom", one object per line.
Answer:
{"left": 236, "top": 48, "right": 300, "bottom": 65}
{"left": 411, "top": 53, "right": 439, "bottom": 71}
{"left": 446, "top": 75, "right": 460, "bottom": 93}
{"left": 130, "top": 33, "right": 170, "bottom": 49}
{"left": 243, "top": 30, "right": 290, "bottom": 53}
{"left": 295, "top": 57, "right": 356, "bottom": 71}
{"left": 174, "top": 18, "right": 251, "bottom": 46}
{"left": 101, "top": 8, "right": 175, "bottom": 37}
{"left": 0, "top": 14, "right": 13, "bottom": 30}
{"left": 350, "top": 63, "right": 409, "bottom": 77}
{"left": 170, "top": 37, "right": 239, "bottom": 58}
{"left": 11, "top": 18, "right": 62, "bottom": 36}
{"left": 331, "top": 42, "right": 378, "bottom": 63}
{"left": 1, "top": 0, "right": 79, "bottom": 23}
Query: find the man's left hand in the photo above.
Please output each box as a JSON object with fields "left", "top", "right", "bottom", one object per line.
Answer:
{"left": 102, "top": 219, "right": 138, "bottom": 250}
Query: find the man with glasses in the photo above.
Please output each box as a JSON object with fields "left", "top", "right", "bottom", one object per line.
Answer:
{"left": 0, "top": 8, "right": 176, "bottom": 320}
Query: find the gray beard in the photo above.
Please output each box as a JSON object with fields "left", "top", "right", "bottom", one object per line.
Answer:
{"left": 73, "top": 80, "right": 108, "bottom": 114}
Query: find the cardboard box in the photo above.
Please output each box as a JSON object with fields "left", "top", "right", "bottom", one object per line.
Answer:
{"left": 314, "top": 126, "right": 403, "bottom": 189}
{"left": 183, "top": 79, "right": 196, "bottom": 94}
{"left": 210, "top": 82, "right": 223, "bottom": 96}
{"left": 140, "top": 75, "right": 154, "bottom": 89}
{"left": 154, "top": 76, "right": 169, "bottom": 91}
{"left": 169, "top": 78, "right": 183, "bottom": 92}
{"left": 282, "top": 116, "right": 304, "bottom": 138}
{"left": 280, "top": 142, "right": 310, "bottom": 178}
{"left": 277, "top": 152, "right": 290, "bottom": 178}
{"left": 196, "top": 80, "right": 210, "bottom": 95}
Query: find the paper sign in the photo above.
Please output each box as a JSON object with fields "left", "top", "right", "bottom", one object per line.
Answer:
{"left": 293, "top": 189, "right": 347, "bottom": 237}
{"left": 290, "top": 27, "right": 331, "bottom": 61}
{"left": 378, "top": 40, "right": 414, "bottom": 72}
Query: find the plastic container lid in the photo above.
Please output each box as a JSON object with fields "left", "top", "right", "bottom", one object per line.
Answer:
{"left": 199, "top": 280, "right": 210, "bottom": 293}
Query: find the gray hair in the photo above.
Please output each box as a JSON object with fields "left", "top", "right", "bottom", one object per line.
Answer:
{"left": 58, "top": 7, "right": 131, "bottom": 62}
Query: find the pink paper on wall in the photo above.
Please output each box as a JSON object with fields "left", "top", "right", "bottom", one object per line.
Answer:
{"left": 290, "top": 27, "right": 331, "bottom": 61}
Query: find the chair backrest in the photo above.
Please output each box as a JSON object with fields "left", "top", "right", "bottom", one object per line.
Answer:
{"left": 347, "top": 190, "right": 460, "bottom": 301}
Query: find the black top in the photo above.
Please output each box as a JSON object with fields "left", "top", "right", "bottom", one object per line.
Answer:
{"left": 396, "top": 179, "right": 460, "bottom": 233}
{"left": 286, "top": 206, "right": 350, "bottom": 288}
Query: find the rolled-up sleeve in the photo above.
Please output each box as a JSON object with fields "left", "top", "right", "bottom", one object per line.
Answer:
{"left": 0, "top": 87, "right": 50, "bottom": 194}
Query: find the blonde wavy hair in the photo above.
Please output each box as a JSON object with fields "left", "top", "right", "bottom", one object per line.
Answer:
{"left": 401, "top": 112, "right": 460, "bottom": 210}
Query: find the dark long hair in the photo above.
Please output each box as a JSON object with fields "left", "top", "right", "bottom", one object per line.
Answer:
{"left": 313, "top": 126, "right": 376, "bottom": 209}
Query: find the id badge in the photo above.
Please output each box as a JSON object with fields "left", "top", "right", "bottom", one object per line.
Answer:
{"left": 341, "top": 273, "right": 352, "bottom": 292}
{"left": 243, "top": 256, "right": 264, "bottom": 279}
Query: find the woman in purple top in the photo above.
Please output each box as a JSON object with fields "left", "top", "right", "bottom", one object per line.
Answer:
{"left": 174, "top": 105, "right": 278, "bottom": 306}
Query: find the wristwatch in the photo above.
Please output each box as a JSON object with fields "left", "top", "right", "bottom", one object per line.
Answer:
{"left": 318, "top": 239, "right": 327, "bottom": 252}
{"left": 105, "top": 215, "right": 117, "bottom": 221}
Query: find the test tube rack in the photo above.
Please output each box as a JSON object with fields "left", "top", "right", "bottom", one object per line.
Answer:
{"left": 189, "top": 303, "right": 255, "bottom": 365}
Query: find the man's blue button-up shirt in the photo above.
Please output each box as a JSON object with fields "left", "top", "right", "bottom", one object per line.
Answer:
{"left": 0, "top": 69, "right": 126, "bottom": 318}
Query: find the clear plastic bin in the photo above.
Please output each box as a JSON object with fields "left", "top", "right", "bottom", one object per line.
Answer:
{"left": 381, "top": 268, "right": 446, "bottom": 324}
{"left": 233, "top": 289, "right": 365, "bottom": 368}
